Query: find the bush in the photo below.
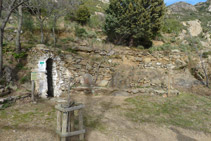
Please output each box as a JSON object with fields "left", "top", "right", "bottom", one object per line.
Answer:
{"left": 75, "top": 26, "right": 87, "bottom": 38}
{"left": 202, "top": 51, "right": 211, "bottom": 58}
{"left": 20, "top": 75, "right": 30, "bottom": 84}
{"left": 104, "top": 0, "right": 165, "bottom": 47}
{"left": 76, "top": 5, "right": 91, "bottom": 25}
{"left": 162, "top": 18, "right": 184, "bottom": 34}
{"left": 88, "top": 15, "right": 105, "bottom": 28}
{"left": 64, "top": 11, "right": 77, "bottom": 21}
{"left": 12, "top": 52, "right": 27, "bottom": 59}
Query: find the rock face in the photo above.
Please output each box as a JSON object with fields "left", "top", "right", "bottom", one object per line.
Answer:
{"left": 168, "top": 2, "right": 197, "bottom": 14}
{"left": 186, "top": 20, "right": 202, "bottom": 37}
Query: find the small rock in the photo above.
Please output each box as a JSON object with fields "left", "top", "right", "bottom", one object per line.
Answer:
{"left": 108, "top": 50, "right": 115, "bottom": 56}
{"left": 143, "top": 58, "right": 151, "bottom": 64}
{"left": 9, "top": 84, "right": 18, "bottom": 91}
{"left": 154, "top": 90, "right": 166, "bottom": 95}
{"left": 156, "top": 62, "right": 162, "bottom": 66}
{"left": 112, "top": 91, "right": 129, "bottom": 96}
{"left": 131, "top": 89, "right": 139, "bottom": 94}
{"left": 98, "top": 80, "right": 109, "bottom": 87}
{"left": 172, "top": 49, "right": 180, "bottom": 53}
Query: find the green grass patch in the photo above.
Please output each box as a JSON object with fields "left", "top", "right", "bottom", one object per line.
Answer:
{"left": 124, "top": 93, "right": 211, "bottom": 132}
{"left": 84, "top": 114, "right": 106, "bottom": 132}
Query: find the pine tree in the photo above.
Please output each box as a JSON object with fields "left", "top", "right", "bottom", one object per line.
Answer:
{"left": 104, "top": 0, "right": 165, "bottom": 48}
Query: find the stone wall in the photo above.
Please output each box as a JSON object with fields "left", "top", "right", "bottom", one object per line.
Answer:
{"left": 27, "top": 44, "right": 75, "bottom": 98}
{"left": 27, "top": 44, "right": 211, "bottom": 97}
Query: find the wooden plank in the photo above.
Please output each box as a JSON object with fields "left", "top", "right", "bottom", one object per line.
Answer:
{"left": 55, "top": 104, "right": 85, "bottom": 112}
{"left": 70, "top": 111, "right": 74, "bottom": 132}
{"left": 56, "top": 129, "right": 86, "bottom": 138}
{"left": 79, "top": 109, "right": 84, "bottom": 141}
{"left": 61, "top": 112, "right": 68, "bottom": 141}
{"left": 31, "top": 80, "right": 35, "bottom": 101}
{"left": 57, "top": 110, "right": 62, "bottom": 141}
{"left": 57, "top": 110, "right": 62, "bottom": 131}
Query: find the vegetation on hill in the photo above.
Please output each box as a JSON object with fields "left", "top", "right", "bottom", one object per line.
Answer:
{"left": 104, "top": 0, "right": 165, "bottom": 48}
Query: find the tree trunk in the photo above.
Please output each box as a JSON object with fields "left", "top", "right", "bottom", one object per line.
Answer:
{"left": 52, "top": 27, "right": 56, "bottom": 47}
{"left": 0, "top": 28, "right": 4, "bottom": 78}
{"left": 16, "top": 4, "right": 23, "bottom": 53}
{"left": 52, "top": 16, "right": 57, "bottom": 47}
{"left": 200, "top": 52, "right": 209, "bottom": 87}
{"left": 0, "top": 0, "right": 2, "bottom": 18}
{"left": 129, "top": 37, "right": 134, "bottom": 47}
{"left": 40, "top": 21, "right": 44, "bottom": 43}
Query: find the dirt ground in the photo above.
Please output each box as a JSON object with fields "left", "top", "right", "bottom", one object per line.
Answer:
{"left": 0, "top": 93, "right": 211, "bottom": 141}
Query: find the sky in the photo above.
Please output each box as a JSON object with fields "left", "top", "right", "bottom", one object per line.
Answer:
{"left": 164, "top": 0, "right": 207, "bottom": 6}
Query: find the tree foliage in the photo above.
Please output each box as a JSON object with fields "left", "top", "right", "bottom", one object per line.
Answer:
{"left": 76, "top": 5, "right": 90, "bottom": 25}
{"left": 104, "top": 0, "right": 165, "bottom": 47}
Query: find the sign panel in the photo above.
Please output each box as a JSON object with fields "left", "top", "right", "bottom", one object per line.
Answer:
{"left": 38, "top": 61, "right": 46, "bottom": 72}
{"left": 31, "top": 72, "right": 37, "bottom": 81}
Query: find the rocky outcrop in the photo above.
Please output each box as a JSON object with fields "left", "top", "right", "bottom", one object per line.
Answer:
{"left": 168, "top": 2, "right": 197, "bottom": 15}
{"left": 186, "top": 20, "right": 202, "bottom": 37}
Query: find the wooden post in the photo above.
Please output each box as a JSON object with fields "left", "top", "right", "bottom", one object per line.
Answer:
{"left": 57, "top": 104, "right": 62, "bottom": 141}
{"left": 56, "top": 104, "right": 85, "bottom": 141}
{"left": 79, "top": 109, "right": 84, "bottom": 141}
{"left": 62, "top": 112, "right": 68, "bottom": 141}
{"left": 31, "top": 80, "right": 35, "bottom": 101}
{"left": 69, "top": 111, "right": 74, "bottom": 132}
{"left": 168, "top": 69, "right": 172, "bottom": 97}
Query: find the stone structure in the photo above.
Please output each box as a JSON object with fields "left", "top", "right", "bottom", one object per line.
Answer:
{"left": 26, "top": 43, "right": 210, "bottom": 97}
{"left": 27, "top": 44, "right": 74, "bottom": 98}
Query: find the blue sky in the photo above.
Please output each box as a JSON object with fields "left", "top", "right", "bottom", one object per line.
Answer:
{"left": 164, "top": 0, "right": 207, "bottom": 6}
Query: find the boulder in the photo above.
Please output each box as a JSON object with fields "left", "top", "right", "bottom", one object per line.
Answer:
{"left": 187, "top": 20, "right": 202, "bottom": 37}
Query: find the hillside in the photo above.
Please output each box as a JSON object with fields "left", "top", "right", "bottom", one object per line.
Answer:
{"left": 0, "top": 0, "right": 211, "bottom": 140}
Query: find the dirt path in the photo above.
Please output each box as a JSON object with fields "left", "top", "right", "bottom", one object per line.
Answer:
{"left": 0, "top": 94, "right": 211, "bottom": 141}
{"left": 72, "top": 94, "right": 211, "bottom": 141}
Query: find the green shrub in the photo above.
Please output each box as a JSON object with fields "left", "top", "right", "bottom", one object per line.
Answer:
{"left": 12, "top": 52, "right": 27, "bottom": 59}
{"left": 87, "top": 31, "right": 97, "bottom": 38}
{"left": 75, "top": 26, "right": 87, "bottom": 38}
{"left": 20, "top": 73, "right": 30, "bottom": 84}
{"left": 88, "top": 15, "right": 105, "bottom": 28}
{"left": 16, "top": 63, "right": 24, "bottom": 70}
{"left": 162, "top": 18, "right": 184, "bottom": 34}
{"left": 61, "top": 37, "right": 75, "bottom": 43}
{"left": 137, "top": 45, "right": 145, "bottom": 50}
{"left": 149, "top": 43, "right": 176, "bottom": 52}
{"left": 64, "top": 11, "right": 77, "bottom": 21}
{"left": 202, "top": 51, "right": 211, "bottom": 58}
{"left": 76, "top": 5, "right": 91, "bottom": 25}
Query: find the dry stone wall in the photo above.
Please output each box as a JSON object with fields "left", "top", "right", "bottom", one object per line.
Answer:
{"left": 27, "top": 44, "right": 210, "bottom": 97}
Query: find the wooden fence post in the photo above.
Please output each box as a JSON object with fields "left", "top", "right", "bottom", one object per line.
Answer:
{"left": 79, "top": 109, "right": 84, "bottom": 141}
{"left": 31, "top": 80, "right": 35, "bottom": 101}
{"left": 56, "top": 104, "right": 85, "bottom": 141}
